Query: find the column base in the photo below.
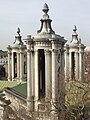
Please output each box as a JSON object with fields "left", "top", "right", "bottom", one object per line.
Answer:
{"left": 20, "top": 77, "right": 25, "bottom": 82}
{"left": 27, "top": 98, "right": 34, "bottom": 112}
{"left": 50, "top": 108, "right": 65, "bottom": 120}
{"left": 79, "top": 78, "right": 82, "bottom": 81}
{"left": 8, "top": 78, "right": 11, "bottom": 81}
{"left": 50, "top": 111, "right": 58, "bottom": 120}
{"left": 51, "top": 99, "right": 58, "bottom": 112}
{"left": 34, "top": 101, "right": 38, "bottom": 111}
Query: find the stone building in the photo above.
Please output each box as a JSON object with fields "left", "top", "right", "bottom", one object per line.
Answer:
{"left": 0, "top": 50, "right": 8, "bottom": 65}
{"left": 7, "top": 3, "right": 66, "bottom": 119}
{"left": 0, "top": 50, "right": 8, "bottom": 79}
{"left": 64, "top": 25, "right": 85, "bottom": 81}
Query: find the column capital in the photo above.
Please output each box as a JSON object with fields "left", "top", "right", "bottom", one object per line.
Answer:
{"left": 27, "top": 49, "right": 32, "bottom": 53}
{"left": 75, "top": 51, "right": 79, "bottom": 54}
{"left": 44, "top": 49, "right": 51, "bottom": 55}
{"left": 17, "top": 52, "right": 20, "bottom": 54}
{"left": 19, "top": 49, "right": 24, "bottom": 54}
{"left": 34, "top": 49, "right": 38, "bottom": 55}
{"left": 65, "top": 51, "right": 69, "bottom": 54}
{"left": 19, "top": 51, "right": 23, "bottom": 54}
{"left": 79, "top": 51, "right": 84, "bottom": 54}
{"left": 8, "top": 51, "right": 12, "bottom": 54}
{"left": 52, "top": 49, "right": 58, "bottom": 54}
{"left": 51, "top": 40, "right": 58, "bottom": 44}
{"left": 34, "top": 49, "right": 38, "bottom": 52}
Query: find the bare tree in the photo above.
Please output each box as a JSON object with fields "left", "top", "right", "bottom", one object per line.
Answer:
{"left": 65, "top": 81, "right": 90, "bottom": 120}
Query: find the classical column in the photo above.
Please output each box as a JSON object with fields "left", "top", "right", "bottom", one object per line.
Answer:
{"left": 31, "top": 51, "right": 34, "bottom": 96}
{"left": 69, "top": 52, "right": 72, "bottom": 80}
{"left": 45, "top": 49, "right": 51, "bottom": 101}
{"left": 8, "top": 51, "right": 11, "bottom": 81}
{"left": 79, "top": 51, "right": 83, "bottom": 81}
{"left": 64, "top": 50, "right": 69, "bottom": 81}
{"left": 75, "top": 52, "right": 79, "bottom": 80}
{"left": 61, "top": 49, "right": 65, "bottom": 80}
{"left": 51, "top": 49, "right": 58, "bottom": 110}
{"left": 20, "top": 50, "right": 24, "bottom": 82}
{"left": 27, "top": 49, "right": 33, "bottom": 111}
{"left": 17, "top": 52, "right": 20, "bottom": 80}
{"left": 34, "top": 49, "right": 39, "bottom": 111}
{"left": 12, "top": 52, "right": 14, "bottom": 81}
{"left": 57, "top": 49, "right": 65, "bottom": 112}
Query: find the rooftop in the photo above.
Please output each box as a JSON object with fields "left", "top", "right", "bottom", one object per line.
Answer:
{"left": 0, "top": 81, "right": 27, "bottom": 97}
{"left": 0, "top": 80, "right": 90, "bottom": 107}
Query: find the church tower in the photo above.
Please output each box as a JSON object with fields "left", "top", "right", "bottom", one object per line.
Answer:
{"left": 64, "top": 25, "right": 85, "bottom": 81}
{"left": 25, "top": 3, "right": 67, "bottom": 114}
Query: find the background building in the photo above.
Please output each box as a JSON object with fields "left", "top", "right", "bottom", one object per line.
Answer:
{"left": 0, "top": 50, "right": 8, "bottom": 79}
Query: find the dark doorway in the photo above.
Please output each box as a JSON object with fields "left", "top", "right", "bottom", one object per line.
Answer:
{"left": 38, "top": 49, "right": 45, "bottom": 99}
{"left": 13, "top": 52, "right": 17, "bottom": 78}
{"left": 71, "top": 52, "right": 75, "bottom": 80}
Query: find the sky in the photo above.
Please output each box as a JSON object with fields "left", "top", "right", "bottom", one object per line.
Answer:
{"left": 0, "top": 0, "right": 90, "bottom": 50}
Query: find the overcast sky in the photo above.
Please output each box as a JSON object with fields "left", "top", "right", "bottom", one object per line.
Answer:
{"left": 0, "top": 0, "right": 90, "bottom": 50}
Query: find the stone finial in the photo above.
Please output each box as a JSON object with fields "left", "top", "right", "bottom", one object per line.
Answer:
{"left": 71, "top": 25, "right": 78, "bottom": 44}
{"left": 13, "top": 27, "right": 23, "bottom": 46}
{"left": 17, "top": 27, "right": 20, "bottom": 36}
{"left": 37, "top": 3, "right": 55, "bottom": 34}
{"left": 73, "top": 25, "right": 77, "bottom": 32}
{"left": 42, "top": 3, "right": 49, "bottom": 14}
